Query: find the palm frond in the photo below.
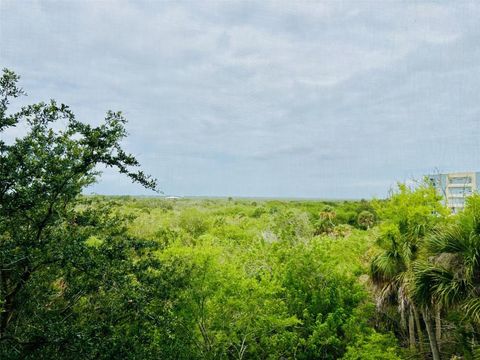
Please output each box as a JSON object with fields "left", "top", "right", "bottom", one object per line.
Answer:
{"left": 411, "top": 261, "right": 468, "bottom": 308}
{"left": 371, "top": 249, "right": 406, "bottom": 284}
{"left": 428, "top": 225, "right": 468, "bottom": 255}
{"left": 463, "top": 297, "right": 480, "bottom": 324}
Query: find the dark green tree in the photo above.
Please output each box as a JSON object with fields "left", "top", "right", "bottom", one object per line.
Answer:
{"left": 0, "top": 69, "right": 157, "bottom": 356}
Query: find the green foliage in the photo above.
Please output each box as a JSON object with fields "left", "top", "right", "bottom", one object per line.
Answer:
{"left": 375, "top": 182, "right": 448, "bottom": 238}
{"left": 270, "top": 209, "right": 313, "bottom": 243}
{"left": 177, "top": 208, "right": 209, "bottom": 237}
{"left": 371, "top": 181, "right": 448, "bottom": 285}
{"left": 369, "top": 182, "right": 451, "bottom": 359}
{"left": 369, "top": 181, "right": 480, "bottom": 359}
{"left": 116, "top": 198, "right": 394, "bottom": 359}
{"left": 342, "top": 332, "right": 402, "bottom": 360}
{"left": 357, "top": 210, "right": 376, "bottom": 230}
{"left": 411, "top": 194, "right": 480, "bottom": 334}
{"left": 314, "top": 205, "right": 337, "bottom": 235}
{"left": 276, "top": 242, "right": 368, "bottom": 359}
{"left": 0, "top": 69, "right": 158, "bottom": 357}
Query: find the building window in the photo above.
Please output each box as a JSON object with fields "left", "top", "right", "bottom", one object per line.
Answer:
{"left": 449, "top": 187, "right": 473, "bottom": 196}
{"left": 449, "top": 176, "right": 472, "bottom": 185}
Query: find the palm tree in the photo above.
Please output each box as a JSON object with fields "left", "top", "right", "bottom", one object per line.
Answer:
{"left": 371, "top": 224, "right": 426, "bottom": 355}
{"left": 357, "top": 210, "right": 375, "bottom": 230}
{"left": 371, "top": 182, "right": 448, "bottom": 358}
{"left": 410, "top": 262, "right": 445, "bottom": 360}
{"left": 314, "top": 206, "right": 336, "bottom": 235}
{"left": 411, "top": 194, "right": 480, "bottom": 357}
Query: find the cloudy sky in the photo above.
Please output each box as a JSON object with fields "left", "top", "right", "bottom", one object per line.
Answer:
{"left": 1, "top": 1, "right": 480, "bottom": 198}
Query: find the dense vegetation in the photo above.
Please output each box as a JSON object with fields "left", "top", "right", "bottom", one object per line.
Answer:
{"left": 2, "top": 189, "right": 397, "bottom": 358}
{"left": 370, "top": 184, "right": 480, "bottom": 359}
{"left": 2, "top": 69, "right": 480, "bottom": 359}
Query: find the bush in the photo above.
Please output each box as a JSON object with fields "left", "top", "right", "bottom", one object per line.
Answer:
{"left": 178, "top": 208, "right": 209, "bottom": 237}
{"left": 331, "top": 224, "right": 353, "bottom": 238}
{"left": 271, "top": 210, "right": 313, "bottom": 243}
{"left": 251, "top": 207, "right": 266, "bottom": 218}
{"left": 342, "top": 332, "right": 402, "bottom": 360}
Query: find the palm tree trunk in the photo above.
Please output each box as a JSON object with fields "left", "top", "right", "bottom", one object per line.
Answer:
{"left": 435, "top": 305, "right": 441, "bottom": 352}
{"left": 413, "top": 306, "right": 425, "bottom": 357}
{"left": 422, "top": 309, "right": 441, "bottom": 360}
{"left": 408, "top": 308, "right": 416, "bottom": 350}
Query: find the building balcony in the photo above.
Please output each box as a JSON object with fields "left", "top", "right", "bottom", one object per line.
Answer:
{"left": 447, "top": 183, "right": 473, "bottom": 188}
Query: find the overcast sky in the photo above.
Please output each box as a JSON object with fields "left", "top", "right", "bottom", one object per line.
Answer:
{"left": 1, "top": 1, "right": 480, "bottom": 198}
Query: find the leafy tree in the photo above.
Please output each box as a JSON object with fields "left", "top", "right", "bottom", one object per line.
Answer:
{"left": 273, "top": 241, "right": 372, "bottom": 359}
{"left": 342, "top": 332, "right": 402, "bottom": 360}
{"left": 177, "top": 208, "right": 209, "bottom": 238}
{"left": 0, "top": 69, "right": 157, "bottom": 356}
{"left": 158, "top": 245, "right": 300, "bottom": 359}
{"left": 270, "top": 209, "right": 313, "bottom": 243}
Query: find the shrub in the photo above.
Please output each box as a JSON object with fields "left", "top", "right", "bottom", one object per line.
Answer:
{"left": 178, "top": 208, "right": 209, "bottom": 237}
{"left": 271, "top": 210, "right": 313, "bottom": 243}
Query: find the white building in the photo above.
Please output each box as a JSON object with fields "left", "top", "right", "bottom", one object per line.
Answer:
{"left": 428, "top": 172, "right": 480, "bottom": 213}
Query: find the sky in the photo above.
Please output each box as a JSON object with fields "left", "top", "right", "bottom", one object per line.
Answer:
{"left": 1, "top": 0, "right": 480, "bottom": 198}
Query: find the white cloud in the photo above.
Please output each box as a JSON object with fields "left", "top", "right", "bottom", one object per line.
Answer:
{"left": 1, "top": 0, "right": 479, "bottom": 197}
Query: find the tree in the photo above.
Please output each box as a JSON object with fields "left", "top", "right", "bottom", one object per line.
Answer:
{"left": 357, "top": 210, "right": 375, "bottom": 230}
{"left": 411, "top": 194, "right": 480, "bottom": 358}
{"left": 178, "top": 208, "right": 209, "bottom": 238}
{"left": 314, "top": 205, "right": 337, "bottom": 235}
{"left": 371, "top": 182, "right": 448, "bottom": 359}
{"left": 0, "top": 69, "right": 157, "bottom": 354}
{"left": 342, "top": 332, "right": 402, "bottom": 360}
{"left": 271, "top": 209, "right": 313, "bottom": 243}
